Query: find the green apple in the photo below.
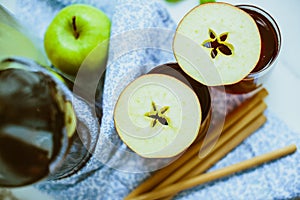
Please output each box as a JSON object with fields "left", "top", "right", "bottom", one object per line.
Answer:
{"left": 165, "top": 0, "right": 184, "bottom": 3}
{"left": 173, "top": 2, "right": 261, "bottom": 86}
{"left": 200, "top": 0, "right": 216, "bottom": 4}
{"left": 114, "top": 74, "right": 202, "bottom": 158}
{"left": 44, "top": 4, "right": 111, "bottom": 76}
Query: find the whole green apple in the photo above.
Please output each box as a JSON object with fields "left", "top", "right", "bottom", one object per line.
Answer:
{"left": 44, "top": 4, "right": 111, "bottom": 76}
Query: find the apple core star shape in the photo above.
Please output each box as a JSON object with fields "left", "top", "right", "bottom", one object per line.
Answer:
{"left": 202, "top": 29, "right": 233, "bottom": 59}
{"left": 144, "top": 101, "right": 170, "bottom": 127}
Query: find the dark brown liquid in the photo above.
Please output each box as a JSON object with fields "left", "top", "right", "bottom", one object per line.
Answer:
{"left": 224, "top": 6, "right": 280, "bottom": 94}
{"left": 241, "top": 7, "right": 279, "bottom": 72}
{"left": 0, "top": 135, "right": 50, "bottom": 186}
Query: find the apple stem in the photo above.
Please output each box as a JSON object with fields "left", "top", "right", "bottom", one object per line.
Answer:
{"left": 72, "top": 16, "right": 79, "bottom": 39}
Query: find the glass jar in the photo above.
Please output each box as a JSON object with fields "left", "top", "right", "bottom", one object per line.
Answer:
{"left": 223, "top": 5, "right": 281, "bottom": 94}
{"left": 0, "top": 58, "right": 98, "bottom": 187}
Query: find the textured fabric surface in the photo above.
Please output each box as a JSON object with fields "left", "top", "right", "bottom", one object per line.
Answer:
{"left": 9, "top": 0, "right": 300, "bottom": 199}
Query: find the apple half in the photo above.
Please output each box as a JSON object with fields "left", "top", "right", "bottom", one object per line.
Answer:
{"left": 173, "top": 2, "right": 261, "bottom": 86}
{"left": 114, "top": 74, "right": 202, "bottom": 158}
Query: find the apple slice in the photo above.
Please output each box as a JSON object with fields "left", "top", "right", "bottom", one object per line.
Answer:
{"left": 173, "top": 2, "right": 261, "bottom": 86}
{"left": 114, "top": 74, "right": 202, "bottom": 158}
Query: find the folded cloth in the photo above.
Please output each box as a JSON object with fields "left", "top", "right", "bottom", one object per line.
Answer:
{"left": 11, "top": 0, "right": 300, "bottom": 199}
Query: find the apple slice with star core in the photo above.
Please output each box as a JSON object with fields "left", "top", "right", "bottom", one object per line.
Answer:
{"left": 114, "top": 74, "right": 202, "bottom": 158}
{"left": 173, "top": 2, "right": 261, "bottom": 86}
{"left": 44, "top": 4, "right": 111, "bottom": 76}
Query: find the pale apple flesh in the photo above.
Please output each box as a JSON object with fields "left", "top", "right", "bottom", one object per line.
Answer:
{"left": 173, "top": 2, "right": 261, "bottom": 86}
{"left": 44, "top": 4, "right": 111, "bottom": 76}
{"left": 114, "top": 74, "right": 202, "bottom": 158}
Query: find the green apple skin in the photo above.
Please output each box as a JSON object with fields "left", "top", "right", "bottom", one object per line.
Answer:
{"left": 200, "top": 0, "right": 216, "bottom": 4}
{"left": 44, "top": 4, "right": 111, "bottom": 76}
